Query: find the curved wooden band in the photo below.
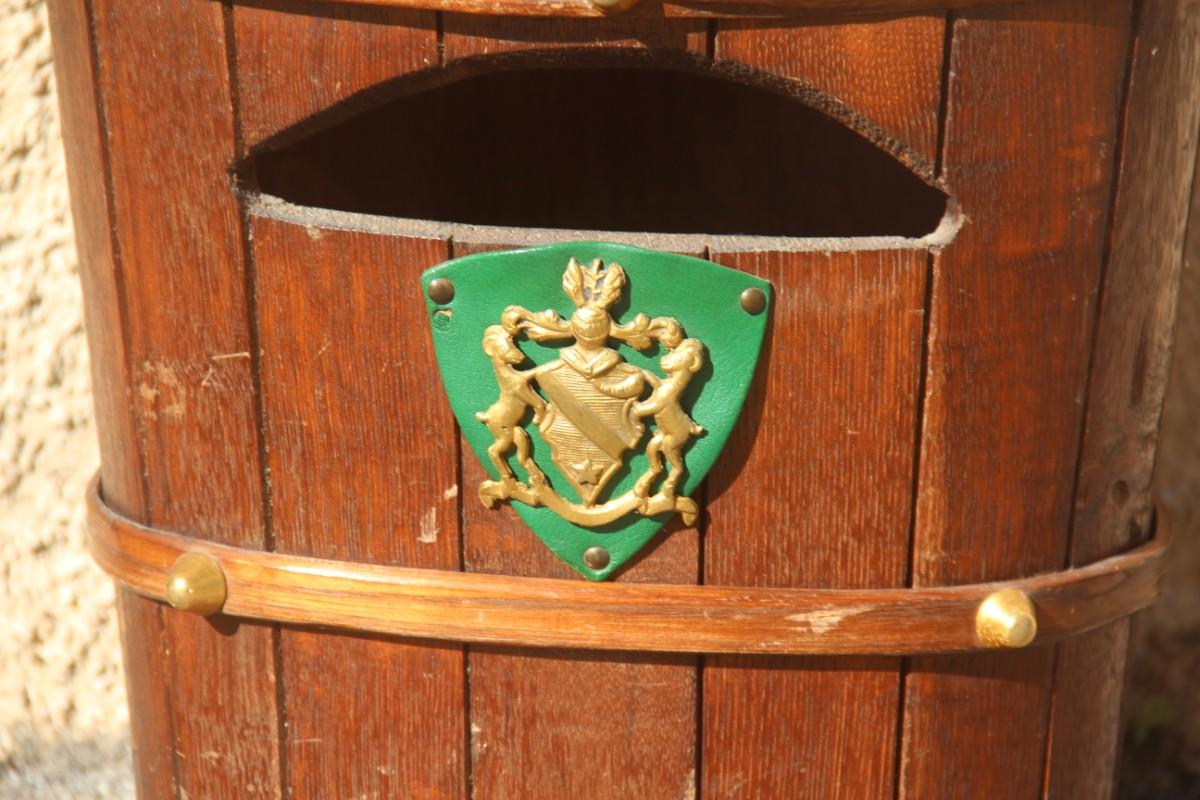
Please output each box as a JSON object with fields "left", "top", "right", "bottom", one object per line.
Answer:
{"left": 317, "top": 0, "right": 1027, "bottom": 19}
{"left": 87, "top": 475, "right": 1167, "bottom": 656}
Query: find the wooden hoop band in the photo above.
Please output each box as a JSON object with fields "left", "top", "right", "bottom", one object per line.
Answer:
{"left": 87, "top": 475, "right": 1167, "bottom": 656}
{"left": 314, "top": 0, "right": 1028, "bottom": 19}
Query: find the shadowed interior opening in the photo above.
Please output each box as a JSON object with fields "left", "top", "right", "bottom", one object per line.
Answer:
{"left": 251, "top": 65, "right": 947, "bottom": 239}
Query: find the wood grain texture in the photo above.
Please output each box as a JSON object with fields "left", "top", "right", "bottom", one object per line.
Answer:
{"left": 56, "top": 0, "right": 1191, "bottom": 794}
{"left": 45, "top": 0, "right": 141, "bottom": 521}
{"left": 439, "top": 30, "right": 709, "bottom": 798}
{"left": 900, "top": 1, "right": 1131, "bottom": 797}
{"left": 89, "top": 0, "right": 284, "bottom": 796}
{"left": 89, "top": 473, "right": 1170, "bottom": 655}
{"left": 452, "top": 238, "right": 699, "bottom": 799}
{"left": 45, "top": 0, "right": 174, "bottom": 796}
{"left": 251, "top": 218, "right": 465, "bottom": 798}
{"left": 714, "top": 14, "right": 945, "bottom": 176}
{"left": 299, "top": 0, "right": 1042, "bottom": 20}
{"left": 110, "top": 592, "right": 175, "bottom": 798}
{"left": 234, "top": 12, "right": 460, "bottom": 796}
{"left": 442, "top": 14, "right": 708, "bottom": 57}
{"left": 703, "top": 249, "right": 926, "bottom": 798}
{"left": 231, "top": 0, "right": 438, "bottom": 149}
{"left": 1046, "top": 0, "right": 1200, "bottom": 794}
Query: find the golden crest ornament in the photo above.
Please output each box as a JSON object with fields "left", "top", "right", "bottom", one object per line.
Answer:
{"left": 476, "top": 257, "right": 704, "bottom": 527}
{"left": 422, "top": 242, "right": 770, "bottom": 579}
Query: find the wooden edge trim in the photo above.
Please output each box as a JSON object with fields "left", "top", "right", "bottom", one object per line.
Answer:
{"left": 309, "top": 0, "right": 1029, "bottom": 18}
{"left": 87, "top": 474, "right": 1167, "bottom": 655}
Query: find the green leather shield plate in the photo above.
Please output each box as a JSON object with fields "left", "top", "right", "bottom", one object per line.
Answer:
{"left": 422, "top": 242, "right": 770, "bottom": 580}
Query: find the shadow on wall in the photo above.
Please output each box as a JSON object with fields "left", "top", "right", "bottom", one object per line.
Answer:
{"left": 0, "top": 724, "right": 133, "bottom": 800}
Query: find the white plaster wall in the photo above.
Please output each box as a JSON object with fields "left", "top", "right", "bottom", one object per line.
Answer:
{"left": 0, "top": 0, "right": 131, "bottom": 796}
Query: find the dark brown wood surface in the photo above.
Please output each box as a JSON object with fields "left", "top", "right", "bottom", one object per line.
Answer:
{"left": 451, "top": 237, "right": 701, "bottom": 796}
{"left": 232, "top": 8, "right": 466, "bottom": 796}
{"left": 703, "top": 19, "right": 941, "bottom": 798}
{"left": 714, "top": 14, "right": 945, "bottom": 177}
{"left": 251, "top": 219, "right": 465, "bottom": 797}
{"left": 702, "top": 249, "right": 926, "bottom": 798}
{"left": 232, "top": 1, "right": 439, "bottom": 149}
{"left": 49, "top": 0, "right": 1198, "bottom": 795}
{"left": 442, "top": 13, "right": 708, "bottom": 55}
{"left": 441, "top": 25, "right": 709, "bottom": 800}
{"left": 44, "top": 1, "right": 171, "bottom": 796}
{"left": 899, "top": 1, "right": 1131, "bottom": 797}
{"left": 295, "top": 0, "right": 1062, "bottom": 20}
{"left": 84, "top": 0, "right": 285, "bottom": 797}
{"left": 1046, "top": 0, "right": 1200, "bottom": 795}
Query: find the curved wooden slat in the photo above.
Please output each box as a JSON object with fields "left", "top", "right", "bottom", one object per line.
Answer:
{"left": 307, "top": 0, "right": 1029, "bottom": 19}
{"left": 87, "top": 475, "right": 1167, "bottom": 656}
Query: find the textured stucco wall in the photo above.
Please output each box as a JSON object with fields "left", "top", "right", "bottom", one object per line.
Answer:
{"left": 0, "top": 0, "right": 1196, "bottom": 796}
{"left": 0, "top": 0, "right": 131, "bottom": 797}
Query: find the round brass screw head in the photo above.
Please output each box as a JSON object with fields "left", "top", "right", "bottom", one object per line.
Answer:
{"left": 165, "top": 552, "right": 227, "bottom": 616}
{"left": 975, "top": 588, "right": 1038, "bottom": 648}
{"left": 583, "top": 546, "right": 611, "bottom": 570}
{"left": 740, "top": 287, "right": 767, "bottom": 315}
{"left": 428, "top": 278, "right": 455, "bottom": 305}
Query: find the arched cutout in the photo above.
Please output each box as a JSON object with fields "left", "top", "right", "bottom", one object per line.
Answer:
{"left": 248, "top": 58, "right": 948, "bottom": 240}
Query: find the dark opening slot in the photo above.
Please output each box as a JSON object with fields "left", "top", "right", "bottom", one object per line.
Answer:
{"left": 251, "top": 66, "right": 947, "bottom": 239}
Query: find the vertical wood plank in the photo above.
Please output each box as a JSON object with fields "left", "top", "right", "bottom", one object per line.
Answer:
{"left": 111, "top": 593, "right": 175, "bottom": 798}
{"left": 705, "top": 19, "right": 940, "bottom": 797}
{"left": 440, "top": 25, "right": 707, "bottom": 797}
{"left": 715, "top": 15, "right": 945, "bottom": 177}
{"left": 45, "top": 0, "right": 141, "bottom": 519}
{"left": 232, "top": 1, "right": 438, "bottom": 148}
{"left": 453, "top": 239, "right": 700, "bottom": 800}
{"left": 252, "top": 219, "right": 465, "bottom": 799}
{"left": 900, "top": 1, "right": 1131, "bottom": 797}
{"left": 233, "top": 11, "right": 462, "bottom": 798}
{"left": 1046, "top": 0, "right": 1200, "bottom": 795}
{"left": 89, "top": 0, "right": 285, "bottom": 796}
{"left": 45, "top": 4, "right": 173, "bottom": 796}
{"left": 702, "top": 249, "right": 926, "bottom": 798}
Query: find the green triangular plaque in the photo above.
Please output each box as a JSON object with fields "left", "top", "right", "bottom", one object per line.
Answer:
{"left": 422, "top": 242, "right": 770, "bottom": 580}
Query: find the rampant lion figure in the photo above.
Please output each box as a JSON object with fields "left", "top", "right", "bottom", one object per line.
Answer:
{"left": 632, "top": 338, "right": 705, "bottom": 507}
{"left": 475, "top": 325, "right": 546, "bottom": 500}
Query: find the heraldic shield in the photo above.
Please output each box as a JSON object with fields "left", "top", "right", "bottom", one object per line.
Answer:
{"left": 423, "top": 242, "right": 770, "bottom": 579}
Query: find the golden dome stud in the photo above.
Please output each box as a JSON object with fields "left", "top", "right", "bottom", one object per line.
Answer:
{"left": 427, "top": 278, "right": 455, "bottom": 305}
{"left": 583, "top": 546, "right": 611, "bottom": 570}
{"left": 975, "top": 588, "right": 1038, "bottom": 649}
{"left": 165, "top": 552, "right": 227, "bottom": 616}
{"left": 740, "top": 287, "right": 767, "bottom": 315}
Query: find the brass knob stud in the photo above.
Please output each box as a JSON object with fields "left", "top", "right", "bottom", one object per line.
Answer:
{"left": 428, "top": 278, "right": 455, "bottom": 305}
{"left": 165, "top": 552, "right": 227, "bottom": 616}
{"left": 583, "top": 546, "right": 611, "bottom": 570}
{"left": 975, "top": 588, "right": 1037, "bottom": 649}
{"left": 740, "top": 287, "right": 767, "bottom": 315}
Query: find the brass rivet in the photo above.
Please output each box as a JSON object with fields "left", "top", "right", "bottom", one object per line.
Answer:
{"left": 740, "top": 287, "right": 767, "bottom": 315}
{"left": 583, "top": 546, "right": 611, "bottom": 570}
{"left": 975, "top": 588, "right": 1037, "bottom": 649}
{"left": 428, "top": 278, "right": 455, "bottom": 305}
{"left": 165, "top": 552, "right": 227, "bottom": 616}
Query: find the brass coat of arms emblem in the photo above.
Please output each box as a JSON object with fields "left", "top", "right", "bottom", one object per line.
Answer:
{"left": 423, "top": 242, "right": 770, "bottom": 579}
{"left": 476, "top": 258, "right": 703, "bottom": 527}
